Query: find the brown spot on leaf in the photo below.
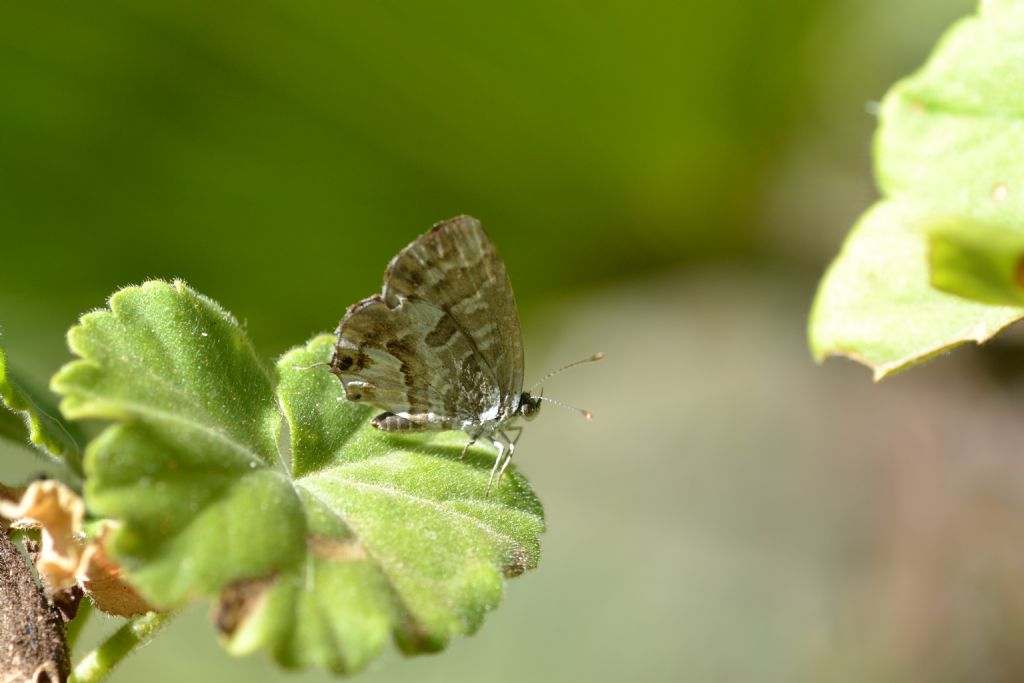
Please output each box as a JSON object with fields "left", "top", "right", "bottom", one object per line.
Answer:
{"left": 308, "top": 535, "right": 368, "bottom": 562}
{"left": 1015, "top": 256, "right": 1024, "bottom": 291}
{"left": 216, "top": 574, "right": 276, "bottom": 636}
{"left": 504, "top": 547, "right": 530, "bottom": 578}
{"left": 394, "top": 615, "right": 444, "bottom": 653}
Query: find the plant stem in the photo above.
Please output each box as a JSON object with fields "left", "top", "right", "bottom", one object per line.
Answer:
{"left": 69, "top": 611, "right": 174, "bottom": 683}
{"left": 65, "top": 597, "right": 93, "bottom": 652}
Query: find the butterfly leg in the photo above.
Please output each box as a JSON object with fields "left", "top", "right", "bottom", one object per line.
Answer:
{"left": 494, "top": 429, "right": 520, "bottom": 489}
{"left": 459, "top": 438, "right": 476, "bottom": 460}
{"left": 486, "top": 439, "right": 508, "bottom": 498}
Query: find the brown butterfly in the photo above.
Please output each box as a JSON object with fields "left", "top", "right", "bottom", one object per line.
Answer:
{"left": 329, "top": 215, "right": 600, "bottom": 495}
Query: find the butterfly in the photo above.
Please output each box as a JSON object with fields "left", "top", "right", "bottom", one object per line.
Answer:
{"left": 329, "top": 215, "right": 599, "bottom": 495}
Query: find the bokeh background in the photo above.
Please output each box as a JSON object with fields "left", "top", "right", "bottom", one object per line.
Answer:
{"left": 6, "top": 0, "right": 1024, "bottom": 681}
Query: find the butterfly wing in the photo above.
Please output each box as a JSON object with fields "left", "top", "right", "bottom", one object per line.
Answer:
{"left": 333, "top": 294, "right": 502, "bottom": 427}
{"left": 380, "top": 215, "right": 525, "bottom": 409}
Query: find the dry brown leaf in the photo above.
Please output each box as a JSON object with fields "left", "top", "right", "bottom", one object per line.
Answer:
{"left": 0, "top": 481, "right": 156, "bottom": 616}
{"left": 77, "top": 522, "right": 153, "bottom": 617}
{"left": 0, "top": 481, "right": 84, "bottom": 590}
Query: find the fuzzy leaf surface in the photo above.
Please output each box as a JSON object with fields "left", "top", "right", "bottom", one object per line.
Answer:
{"left": 810, "top": 1, "right": 1024, "bottom": 377}
{"left": 51, "top": 280, "right": 544, "bottom": 674}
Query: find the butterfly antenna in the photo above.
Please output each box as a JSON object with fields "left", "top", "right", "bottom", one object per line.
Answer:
{"left": 536, "top": 394, "right": 593, "bottom": 422}
{"left": 528, "top": 352, "right": 603, "bottom": 392}
{"left": 292, "top": 361, "right": 330, "bottom": 371}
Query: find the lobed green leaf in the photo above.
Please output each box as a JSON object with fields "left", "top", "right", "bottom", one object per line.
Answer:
{"left": 51, "top": 280, "right": 544, "bottom": 674}
{"left": 810, "top": 1, "right": 1024, "bottom": 377}
{"left": 809, "top": 202, "right": 1022, "bottom": 380}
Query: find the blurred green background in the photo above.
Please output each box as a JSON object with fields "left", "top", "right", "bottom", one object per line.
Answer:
{"left": 10, "top": 0, "right": 1024, "bottom": 681}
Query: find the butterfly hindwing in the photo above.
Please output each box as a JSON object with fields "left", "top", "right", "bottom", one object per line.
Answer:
{"left": 333, "top": 294, "right": 502, "bottom": 426}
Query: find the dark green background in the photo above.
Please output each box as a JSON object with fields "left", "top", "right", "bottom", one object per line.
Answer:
{"left": 2, "top": 0, "right": 863, "bottom": 368}
{"left": 11, "top": 2, "right": 1020, "bottom": 681}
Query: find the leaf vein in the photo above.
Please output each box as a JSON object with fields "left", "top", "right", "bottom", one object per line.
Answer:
{"left": 68, "top": 388, "right": 265, "bottom": 467}
{"left": 301, "top": 473, "right": 528, "bottom": 552}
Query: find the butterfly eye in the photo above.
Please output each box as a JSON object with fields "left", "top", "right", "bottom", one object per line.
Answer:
{"left": 519, "top": 393, "right": 541, "bottom": 420}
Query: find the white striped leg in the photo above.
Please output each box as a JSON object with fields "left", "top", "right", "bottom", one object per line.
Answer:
{"left": 495, "top": 430, "right": 519, "bottom": 489}
{"left": 486, "top": 439, "right": 508, "bottom": 498}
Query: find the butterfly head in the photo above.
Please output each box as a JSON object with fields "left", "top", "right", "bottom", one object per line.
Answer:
{"left": 517, "top": 392, "right": 542, "bottom": 421}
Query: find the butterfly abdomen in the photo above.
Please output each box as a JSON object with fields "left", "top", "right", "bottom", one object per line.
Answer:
{"left": 371, "top": 412, "right": 460, "bottom": 432}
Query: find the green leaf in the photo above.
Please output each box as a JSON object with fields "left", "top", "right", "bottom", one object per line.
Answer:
{"left": 0, "top": 338, "right": 82, "bottom": 477}
{"left": 809, "top": 202, "right": 1022, "bottom": 380}
{"left": 810, "top": 1, "right": 1024, "bottom": 376}
{"left": 928, "top": 217, "right": 1024, "bottom": 306}
{"left": 51, "top": 280, "right": 544, "bottom": 674}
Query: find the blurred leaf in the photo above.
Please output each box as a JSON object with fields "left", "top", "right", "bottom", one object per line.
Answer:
{"left": 0, "top": 406, "right": 24, "bottom": 444}
{"left": 929, "top": 217, "right": 1024, "bottom": 306}
{"left": 0, "top": 338, "right": 82, "bottom": 477}
{"left": 51, "top": 280, "right": 544, "bottom": 674}
{"left": 811, "top": 1, "right": 1024, "bottom": 377}
{"left": 809, "top": 202, "right": 1022, "bottom": 380}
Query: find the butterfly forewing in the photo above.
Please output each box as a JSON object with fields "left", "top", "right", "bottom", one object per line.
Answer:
{"left": 381, "top": 215, "right": 524, "bottom": 408}
{"left": 333, "top": 216, "right": 524, "bottom": 431}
